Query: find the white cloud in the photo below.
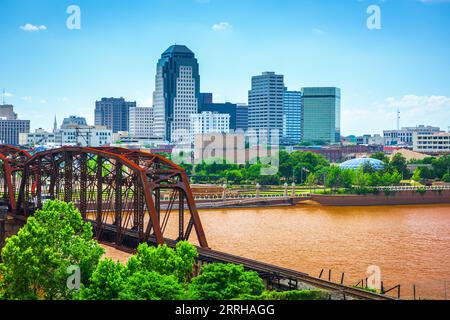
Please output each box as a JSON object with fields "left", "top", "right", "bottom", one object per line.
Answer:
{"left": 3, "top": 91, "right": 13, "bottom": 97}
{"left": 40, "top": 99, "right": 47, "bottom": 104}
{"left": 212, "top": 22, "right": 231, "bottom": 31}
{"left": 20, "top": 24, "right": 47, "bottom": 32}
{"left": 312, "top": 28, "right": 326, "bottom": 35}
{"left": 343, "top": 95, "right": 450, "bottom": 134}
{"left": 21, "top": 96, "right": 32, "bottom": 101}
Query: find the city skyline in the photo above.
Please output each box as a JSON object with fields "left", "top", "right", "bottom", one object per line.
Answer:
{"left": 1, "top": 0, "right": 450, "bottom": 134}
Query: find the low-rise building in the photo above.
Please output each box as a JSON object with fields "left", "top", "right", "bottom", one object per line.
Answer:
{"left": 19, "top": 128, "right": 56, "bottom": 146}
{"left": 55, "top": 125, "right": 113, "bottom": 147}
{"left": 356, "top": 134, "right": 384, "bottom": 146}
{"left": 413, "top": 131, "right": 450, "bottom": 154}
{"left": 384, "top": 125, "right": 441, "bottom": 146}
{"left": 189, "top": 112, "right": 230, "bottom": 143}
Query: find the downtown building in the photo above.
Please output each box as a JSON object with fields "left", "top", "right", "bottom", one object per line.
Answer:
{"left": 19, "top": 128, "right": 56, "bottom": 146}
{"left": 0, "top": 104, "right": 30, "bottom": 145}
{"left": 189, "top": 111, "right": 230, "bottom": 143}
{"left": 283, "top": 89, "right": 302, "bottom": 145}
{"left": 61, "top": 115, "right": 88, "bottom": 129}
{"left": 248, "top": 72, "right": 284, "bottom": 142}
{"left": 95, "top": 97, "right": 136, "bottom": 133}
{"left": 384, "top": 125, "right": 441, "bottom": 146}
{"left": 129, "top": 107, "right": 154, "bottom": 138}
{"left": 153, "top": 45, "right": 200, "bottom": 143}
{"left": 413, "top": 131, "right": 450, "bottom": 154}
{"left": 301, "top": 87, "right": 341, "bottom": 145}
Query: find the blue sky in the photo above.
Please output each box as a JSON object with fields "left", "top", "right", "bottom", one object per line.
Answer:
{"left": 0, "top": 0, "right": 449, "bottom": 135}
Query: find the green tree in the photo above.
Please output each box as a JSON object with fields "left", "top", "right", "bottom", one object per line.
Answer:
{"left": 258, "top": 290, "right": 327, "bottom": 300}
{"left": 188, "top": 263, "right": 264, "bottom": 300}
{"left": 76, "top": 259, "right": 126, "bottom": 300}
{"left": 0, "top": 200, "right": 104, "bottom": 300}
{"left": 119, "top": 271, "right": 185, "bottom": 300}
{"left": 126, "top": 241, "right": 198, "bottom": 283}
{"left": 370, "top": 152, "right": 389, "bottom": 163}
{"left": 443, "top": 173, "right": 450, "bottom": 183}
{"left": 353, "top": 167, "right": 370, "bottom": 192}
{"left": 389, "top": 153, "right": 409, "bottom": 178}
{"left": 412, "top": 168, "right": 422, "bottom": 182}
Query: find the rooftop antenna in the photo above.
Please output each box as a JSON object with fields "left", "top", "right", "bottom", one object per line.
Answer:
{"left": 397, "top": 108, "right": 400, "bottom": 130}
{"left": 2, "top": 88, "right": 5, "bottom": 105}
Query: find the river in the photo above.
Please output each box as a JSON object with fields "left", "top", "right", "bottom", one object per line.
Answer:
{"left": 104, "top": 203, "right": 450, "bottom": 300}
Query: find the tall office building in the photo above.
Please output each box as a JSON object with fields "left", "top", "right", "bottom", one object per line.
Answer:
{"left": 153, "top": 45, "right": 200, "bottom": 142}
{"left": 236, "top": 104, "right": 249, "bottom": 132}
{"left": 0, "top": 104, "right": 30, "bottom": 145}
{"left": 283, "top": 89, "right": 302, "bottom": 145}
{"left": 95, "top": 97, "right": 136, "bottom": 133}
{"left": 248, "top": 72, "right": 284, "bottom": 141}
{"left": 301, "top": 87, "right": 341, "bottom": 144}
{"left": 129, "top": 107, "right": 154, "bottom": 138}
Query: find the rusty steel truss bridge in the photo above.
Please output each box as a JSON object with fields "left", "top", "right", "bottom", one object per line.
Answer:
{"left": 0, "top": 145, "right": 395, "bottom": 300}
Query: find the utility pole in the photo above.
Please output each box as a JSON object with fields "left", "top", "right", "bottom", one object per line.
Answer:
{"left": 397, "top": 108, "right": 401, "bottom": 130}
{"left": 2, "top": 88, "right": 5, "bottom": 105}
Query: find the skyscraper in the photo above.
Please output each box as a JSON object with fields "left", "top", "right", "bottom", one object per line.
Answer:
{"left": 301, "top": 87, "right": 341, "bottom": 144}
{"left": 95, "top": 97, "right": 135, "bottom": 133}
{"left": 248, "top": 72, "right": 284, "bottom": 141}
{"left": 153, "top": 45, "right": 200, "bottom": 142}
{"left": 283, "top": 89, "right": 302, "bottom": 145}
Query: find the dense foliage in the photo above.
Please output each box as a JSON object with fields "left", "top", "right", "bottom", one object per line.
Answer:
{"left": 188, "top": 263, "right": 265, "bottom": 300}
{"left": 0, "top": 201, "right": 104, "bottom": 300}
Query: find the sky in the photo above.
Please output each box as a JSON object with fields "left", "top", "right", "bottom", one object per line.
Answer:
{"left": 0, "top": 0, "right": 449, "bottom": 135}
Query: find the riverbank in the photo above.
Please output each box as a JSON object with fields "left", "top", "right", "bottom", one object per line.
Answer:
{"left": 312, "top": 189, "right": 450, "bottom": 206}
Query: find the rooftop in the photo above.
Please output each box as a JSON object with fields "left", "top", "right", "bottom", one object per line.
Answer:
{"left": 162, "top": 45, "right": 195, "bottom": 57}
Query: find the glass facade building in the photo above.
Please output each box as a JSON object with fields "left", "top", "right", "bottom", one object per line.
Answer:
{"left": 153, "top": 45, "right": 200, "bottom": 142}
{"left": 301, "top": 87, "right": 341, "bottom": 144}
{"left": 283, "top": 89, "right": 302, "bottom": 145}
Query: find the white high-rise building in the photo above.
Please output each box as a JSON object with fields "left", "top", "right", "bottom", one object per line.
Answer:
{"left": 248, "top": 72, "right": 284, "bottom": 141}
{"left": 189, "top": 112, "right": 230, "bottom": 143}
{"left": 129, "top": 107, "right": 154, "bottom": 138}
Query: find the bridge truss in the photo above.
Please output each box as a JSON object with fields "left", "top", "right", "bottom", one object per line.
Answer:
{"left": 1, "top": 146, "right": 208, "bottom": 248}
